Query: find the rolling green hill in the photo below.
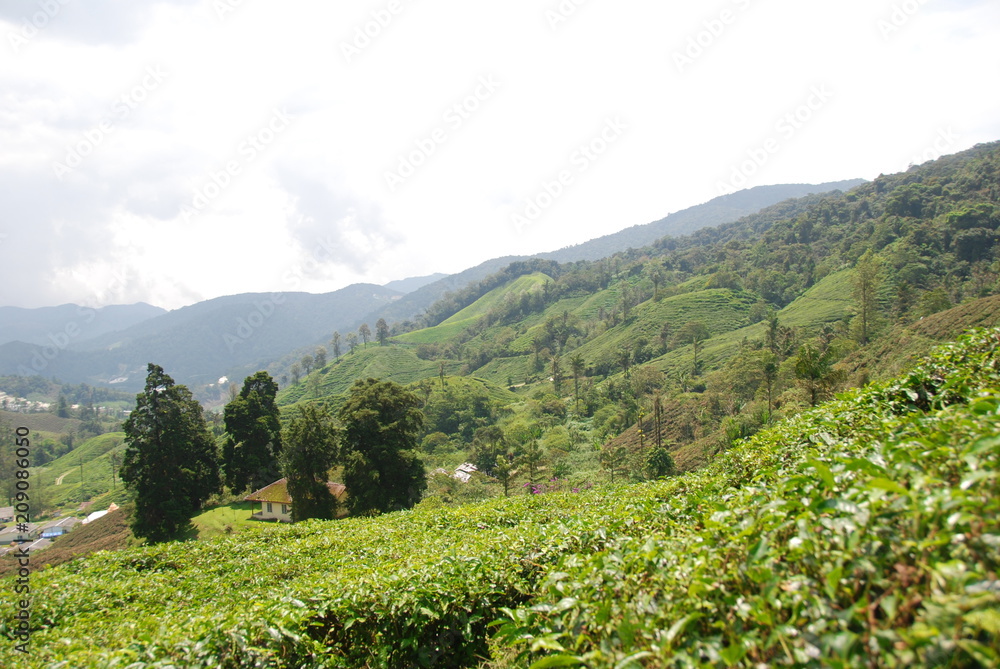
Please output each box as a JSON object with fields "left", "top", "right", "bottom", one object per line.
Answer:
{"left": 4, "top": 328, "right": 998, "bottom": 667}
{"left": 396, "top": 273, "right": 552, "bottom": 345}
{"left": 39, "top": 432, "right": 126, "bottom": 508}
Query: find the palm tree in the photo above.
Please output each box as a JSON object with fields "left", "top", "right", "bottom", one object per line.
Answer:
{"left": 570, "top": 354, "right": 585, "bottom": 414}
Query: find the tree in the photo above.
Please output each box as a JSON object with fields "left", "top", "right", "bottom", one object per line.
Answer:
{"left": 376, "top": 318, "right": 390, "bottom": 346}
{"left": 852, "top": 250, "right": 882, "bottom": 345}
{"left": 358, "top": 323, "right": 372, "bottom": 348}
{"left": 519, "top": 439, "right": 544, "bottom": 489}
{"left": 346, "top": 332, "right": 359, "bottom": 353}
{"left": 600, "top": 441, "right": 629, "bottom": 483}
{"left": 290, "top": 363, "right": 302, "bottom": 385}
{"left": 120, "top": 364, "right": 220, "bottom": 542}
{"left": 331, "top": 331, "right": 342, "bottom": 360}
{"left": 301, "top": 354, "right": 315, "bottom": 375}
{"left": 794, "top": 343, "right": 841, "bottom": 407}
{"left": 570, "top": 353, "right": 586, "bottom": 415}
{"left": 649, "top": 266, "right": 666, "bottom": 301}
{"left": 674, "top": 321, "right": 711, "bottom": 375}
{"left": 314, "top": 346, "right": 327, "bottom": 369}
{"left": 339, "top": 379, "right": 426, "bottom": 515}
{"left": 56, "top": 395, "right": 70, "bottom": 418}
{"left": 645, "top": 446, "right": 676, "bottom": 479}
{"left": 762, "top": 355, "right": 779, "bottom": 413}
{"left": 551, "top": 357, "right": 564, "bottom": 394}
{"left": 280, "top": 404, "right": 339, "bottom": 522}
{"left": 494, "top": 454, "right": 514, "bottom": 497}
{"left": 221, "top": 371, "right": 283, "bottom": 493}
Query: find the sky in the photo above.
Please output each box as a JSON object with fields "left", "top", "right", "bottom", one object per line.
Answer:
{"left": 1, "top": 0, "right": 998, "bottom": 311}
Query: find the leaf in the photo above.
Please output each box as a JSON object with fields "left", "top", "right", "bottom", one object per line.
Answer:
{"left": 868, "top": 478, "right": 908, "bottom": 495}
{"left": 615, "top": 651, "right": 654, "bottom": 669}
{"left": 809, "top": 459, "right": 835, "bottom": 489}
{"left": 665, "top": 612, "right": 703, "bottom": 645}
{"left": 720, "top": 643, "right": 748, "bottom": 665}
{"left": 530, "top": 654, "right": 585, "bottom": 668}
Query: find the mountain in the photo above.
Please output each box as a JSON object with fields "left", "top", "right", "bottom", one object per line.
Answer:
{"left": 357, "top": 180, "right": 866, "bottom": 330}
{"left": 0, "top": 302, "right": 166, "bottom": 347}
{"left": 383, "top": 273, "right": 449, "bottom": 294}
{"left": 276, "top": 141, "right": 999, "bottom": 473}
{"left": 536, "top": 179, "right": 866, "bottom": 263}
{"left": 0, "top": 284, "right": 402, "bottom": 392}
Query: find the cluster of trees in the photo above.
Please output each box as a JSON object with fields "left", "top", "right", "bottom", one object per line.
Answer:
{"left": 119, "top": 364, "right": 426, "bottom": 541}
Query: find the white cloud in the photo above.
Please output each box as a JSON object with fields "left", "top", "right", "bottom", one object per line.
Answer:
{"left": 0, "top": 0, "right": 998, "bottom": 309}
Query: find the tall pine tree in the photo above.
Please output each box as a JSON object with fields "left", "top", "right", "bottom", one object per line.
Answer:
{"left": 280, "top": 404, "right": 339, "bottom": 522}
{"left": 121, "top": 364, "right": 220, "bottom": 542}
{"left": 222, "top": 371, "right": 283, "bottom": 493}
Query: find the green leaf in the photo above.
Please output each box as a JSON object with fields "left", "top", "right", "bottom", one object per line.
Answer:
{"left": 868, "top": 478, "right": 908, "bottom": 495}
{"left": 530, "top": 655, "right": 585, "bottom": 668}
{"left": 665, "top": 612, "right": 703, "bottom": 645}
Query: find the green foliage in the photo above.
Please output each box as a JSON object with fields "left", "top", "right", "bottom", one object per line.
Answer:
{"left": 221, "top": 371, "right": 283, "bottom": 493}
{"left": 339, "top": 378, "right": 427, "bottom": 515}
{"left": 4, "top": 330, "right": 1000, "bottom": 667}
{"left": 280, "top": 404, "right": 339, "bottom": 522}
{"left": 120, "top": 364, "right": 220, "bottom": 542}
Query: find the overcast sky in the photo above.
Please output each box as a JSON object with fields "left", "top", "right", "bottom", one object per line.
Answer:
{"left": 1, "top": 0, "right": 998, "bottom": 310}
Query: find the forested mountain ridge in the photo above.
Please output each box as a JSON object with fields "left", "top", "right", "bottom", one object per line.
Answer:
{"left": 279, "top": 141, "right": 1000, "bottom": 485}
{"left": 357, "top": 180, "right": 865, "bottom": 332}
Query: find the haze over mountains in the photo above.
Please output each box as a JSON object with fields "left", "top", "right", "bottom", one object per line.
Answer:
{"left": 0, "top": 180, "right": 862, "bottom": 392}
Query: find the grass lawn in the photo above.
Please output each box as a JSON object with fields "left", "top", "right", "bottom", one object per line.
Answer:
{"left": 189, "top": 501, "right": 264, "bottom": 539}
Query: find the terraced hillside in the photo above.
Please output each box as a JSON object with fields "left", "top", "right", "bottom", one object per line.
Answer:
{"left": 3, "top": 329, "right": 998, "bottom": 667}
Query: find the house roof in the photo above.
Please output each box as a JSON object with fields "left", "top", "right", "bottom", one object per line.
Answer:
{"left": 245, "top": 478, "right": 347, "bottom": 505}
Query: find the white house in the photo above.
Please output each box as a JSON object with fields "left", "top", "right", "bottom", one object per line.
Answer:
{"left": 245, "top": 478, "right": 348, "bottom": 522}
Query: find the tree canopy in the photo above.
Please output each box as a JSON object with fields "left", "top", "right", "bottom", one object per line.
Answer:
{"left": 121, "top": 363, "right": 220, "bottom": 542}
{"left": 280, "top": 404, "right": 339, "bottom": 522}
{"left": 221, "top": 371, "right": 282, "bottom": 493}
{"left": 339, "top": 378, "right": 426, "bottom": 515}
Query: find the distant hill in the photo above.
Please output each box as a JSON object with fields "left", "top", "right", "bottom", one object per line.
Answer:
{"left": 537, "top": 180, "right": 866, "bottom": 263}
{"left": 0, "top": 285, "right": 402, "bottom": 392}
{"left": 0, "top": 303, "right": 166, "bottom": 347}
{"left": 383, "top": 273, "right": 449, "bottom": 294}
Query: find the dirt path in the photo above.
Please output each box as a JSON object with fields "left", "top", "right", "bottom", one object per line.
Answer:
{"left": 55, "top": 470, "right": 71, "bottom": 485}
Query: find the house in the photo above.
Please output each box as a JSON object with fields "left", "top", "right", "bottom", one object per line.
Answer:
{"left": 245, "top": 478, "right": 348, "bottom": 522}
{"left": 453, "top": 463, "right": 478, "bottom": 483}
{"left": 40, "top": 516, "right": 80, "bottom": 539}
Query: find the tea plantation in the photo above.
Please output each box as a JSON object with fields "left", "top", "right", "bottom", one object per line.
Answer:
{"left": 3, "top": 329, "right": 1000, "bottom": 667}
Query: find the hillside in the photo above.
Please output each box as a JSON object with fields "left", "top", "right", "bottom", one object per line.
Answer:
{"left": 538, "top": 179, "right": 866, "bottom": 263}
{"left": 358, "top": 181, "right": 864, "bottom": 334}
{"left": 38, "top": 432, "right": 127, "bottom": 508}
{"left": 4, "top": 328, "right": 998, "bottom": 667}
